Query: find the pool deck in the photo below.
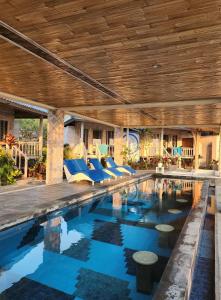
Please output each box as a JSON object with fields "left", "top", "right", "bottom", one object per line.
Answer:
{"left": 215, "top": 178, "right": 221, "bottom": 300}
{"left": 0, "top": 171, "right": 152, "bottom": 231}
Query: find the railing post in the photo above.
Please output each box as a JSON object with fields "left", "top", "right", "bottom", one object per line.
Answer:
{"left": 24, "top": 157, "right": 28, "bottom": 178}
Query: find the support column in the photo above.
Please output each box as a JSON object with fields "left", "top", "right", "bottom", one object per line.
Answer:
{"left": 126, "top": 128, "right": 129, "bottom": 147}
{"left": 193, "top": 131, "right": 200, "bottom": 171}
{"left": 80, "top": 122, "right": 84, "bottom": 143}
{"left": 38, "top": 116, "right": 44, "bottom": 157}
{"left": 114, "top": 127, "right": 124, "bottom": 165}
{"left": 46, "top": 110, "right": 64, "bottom": 185}
{"left": 88, "top": 128, "right": 93, "bottom": 153}
{"left": 101, "top": 129, "right": 106, "bottom": 144}
{"left": 219, "top": 126, "right": 221, "bottom": 176}
{"left": 160, "top": 128, "right": 164, "bottom": 156}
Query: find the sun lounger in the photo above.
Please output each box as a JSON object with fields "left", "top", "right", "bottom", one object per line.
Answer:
{"left": 64, "top": 159, "right": 111, "bottom": 184}
{"left": 105, "top": 157, "right": 136, "bottom": 175}
{"left": 89, "top": 158, "right": 124, "bottom": 178}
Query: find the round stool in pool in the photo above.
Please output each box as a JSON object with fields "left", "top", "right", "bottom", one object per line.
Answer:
{"left": 132, "top": 251, "right": 158, "bottom": 294}
{"left": 155, "top": 224, "right": 175, "bottom": 248}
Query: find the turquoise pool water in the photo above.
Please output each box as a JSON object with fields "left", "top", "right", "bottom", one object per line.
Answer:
{"left": 0, "top": 178, "right": 200, "bottom": 299}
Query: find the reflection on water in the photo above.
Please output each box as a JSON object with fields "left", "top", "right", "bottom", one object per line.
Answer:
{"left": 0, "top": 178, "right": 203, "bottom": 299}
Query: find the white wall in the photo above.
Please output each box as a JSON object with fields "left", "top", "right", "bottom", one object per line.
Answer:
{"left": 64, "top": 126, "right": 80, "bottom": 146}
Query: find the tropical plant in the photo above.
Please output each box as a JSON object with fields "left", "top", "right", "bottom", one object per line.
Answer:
{"left": 28, "top": 147, "right": 47, "bottom": 179}
{"left": 18, "top": 119, "right": 47, "bottom": 143}
{"left": 0, "top": 148, "right": 22, "bottom": 185}
{"left": 138, "top": 128, "right": 153, "bottom": 157}
{"left": 5, "top": 133, "right": 17, "bottom": 148}
{"left": 64, "top": 144, "right": 75, "bottom": 159}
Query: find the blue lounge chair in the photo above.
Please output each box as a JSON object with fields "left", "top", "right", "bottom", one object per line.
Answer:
{"left": 89, "top": 158, "right": 124, "bottom": 178}
{"left": 64, "top": 159, "right": 111, "bottom": 185}
{"left": 105, "top": 157, "right": 136, "bottom": 175}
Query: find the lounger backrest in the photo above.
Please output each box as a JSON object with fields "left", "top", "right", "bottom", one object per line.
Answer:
{"left": 106, "top": 157, "right": 117, "bottom": 168}
{"left": 89, "top": 158, "right": 103, "bottom": 170}
{"left": 77, "top": 159, "right": 89, "bottom": 171}
{"left": 64, "top": 159, "right": 80, "bottom": 173}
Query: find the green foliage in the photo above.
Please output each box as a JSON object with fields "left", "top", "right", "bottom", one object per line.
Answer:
{"left": 18, "top": 119, "right": 47, "bottom": 142}
{"left": 0, "top": 148, "right": 22, "bottom": 185}
{"left": 64, "top": 144, "right": 75, "bottom": 159}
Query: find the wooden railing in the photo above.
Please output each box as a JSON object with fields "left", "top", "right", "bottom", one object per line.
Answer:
{"left": 11, "top": 145, "right": 28, "bottom": 178}
{"left": 142, "top": 146, "right": 160, "bottom": 157}
{"left": 142, "top": 146, "right": 194, "bottom": 159}
{"left": 18, "top": 141, "right": 41, "bottom": 158}
{"left": 182, "top": 147, "right": 194, "bottom": 158}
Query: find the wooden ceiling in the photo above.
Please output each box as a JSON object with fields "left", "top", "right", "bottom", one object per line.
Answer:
{"left": 0, "top": 0, "right": 221, "bottom": 127}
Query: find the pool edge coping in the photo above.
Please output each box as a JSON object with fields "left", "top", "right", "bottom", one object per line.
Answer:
{"left": 0, "top": 173, "right": 152, "bottom": 232}
{"left": 153, "top": 180, "right": 209, "bottom": 300}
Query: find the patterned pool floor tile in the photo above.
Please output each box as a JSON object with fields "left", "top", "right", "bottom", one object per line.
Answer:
{"left": 63, "top": 238, "right": 91, "bottom": 261}
{"left": 0, "top": 277, "right": 73, "bottom": 300}
{"left": 75, "top": 268, "right": 131, "bottom": 300}
{"left": 92, "top": 220, "right": 123, "bottom": 246}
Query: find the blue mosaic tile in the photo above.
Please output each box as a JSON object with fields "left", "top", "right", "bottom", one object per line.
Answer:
{"left": 125, "top": 201, "right": 145, "bottom": 207}
{"left": 198, "top": 230, "right": 214, "bottom": 259}
{"left": 117, "top": 218, "right": 155, "bottom": 230}
{"left": 190, "top": 257, "right": 214, "bottom": 300}
{"left": 18, "top": 223, "right": 43, "bottom": 249}
{"left": 63, "top": 238, "right": 90, "bottom": 261}
{"left": 75, "top": 268, "right": 131, "bottom": 300}
{"left": 204, "top": 214, "right": 214, "bottom": 231}
{"left": 190, "top": 212, "right": 214, "bottom": 300}
{"left": 63, "top": 207, "right": 79, "bottom": 222}
{"left": 92, "top": 220, "right": 123, "bottom": 246}
{"left": 0, "top": 277, "right": 73, "bottom": 300}
{"left": 89, "top": 199, "right": 101, "bottom": 213}
{"left": 92, "top": 208, "right": 114, "bottom": 217}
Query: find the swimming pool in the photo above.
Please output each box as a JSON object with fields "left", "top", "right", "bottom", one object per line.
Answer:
{"left": 0, "top": 178, "right": 202, "bottom": 299}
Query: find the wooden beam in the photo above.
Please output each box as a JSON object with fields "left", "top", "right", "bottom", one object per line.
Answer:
{"left": 60, "top": 98, "right": 221, "bottom": 111}
{"left": 0, "top": 91, "right": 119, "bottom": 128}
{"left": 124, "top": 125, "right": 220, "bottom": 128}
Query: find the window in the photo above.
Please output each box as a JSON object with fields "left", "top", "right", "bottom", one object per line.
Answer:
{"left": 93, "top": 129, "right": 102, "bottom": 139}
{"left": 106, "top": 130, "right": 114, "bottom": 145}
{"left": 172, "top": 135, "right": 177, "bottom": 147}
{"left": 0, "top": 120, "right": 8, "bottom": 141}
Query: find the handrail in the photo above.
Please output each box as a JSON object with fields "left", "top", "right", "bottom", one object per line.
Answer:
{"left": 18, "top": 141, "right": 40, "bottom": 157}
{"left": 11, "top": 145, "right": 28, "bottom": 177}
{"left": 182, "top": 147, "right": 194, "bottom": 157}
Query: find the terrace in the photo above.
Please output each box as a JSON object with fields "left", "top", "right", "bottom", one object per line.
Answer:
{"left": 0, "top": 1, "right": 221, "bottom": 299}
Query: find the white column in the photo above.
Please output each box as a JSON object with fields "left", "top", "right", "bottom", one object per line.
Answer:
{"left": 46, "top": 110, "right": 64, "bottom": 185}
{"left": 38, "top": 116, "right": 44, "bottom": 156}
{"left": 160, "top": 128, "right": 164, "bottom": 156}
{"left": 114, "top": 127, "right": 124, "bottom": 165}
{"left": 80, "top": 122, "right": 84, "bottom": 142}
{"left": 219, "top": 126, "right": 221, "bottom": 176}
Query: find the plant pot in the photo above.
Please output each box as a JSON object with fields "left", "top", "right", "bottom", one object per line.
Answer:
{"left": 158, "top": 162, "right": 163, "bottom": 168}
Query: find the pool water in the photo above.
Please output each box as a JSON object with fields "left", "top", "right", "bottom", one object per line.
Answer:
{"left": 0, "top": 178, "right": 202, "bottom": 300}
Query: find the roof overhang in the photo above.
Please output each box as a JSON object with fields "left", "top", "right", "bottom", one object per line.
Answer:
{"left": 0, "top": 1, "right": 220, "bottom": 130}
